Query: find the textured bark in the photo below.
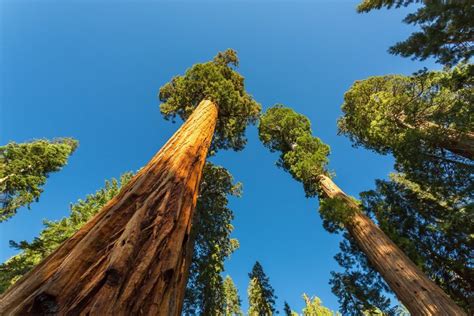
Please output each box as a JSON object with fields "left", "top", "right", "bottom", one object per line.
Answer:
{"left": 0, "top": 100, "right": 218, "bottom": 316}
{"left": 318, "top": 175, "right": 466, "bottom": 316}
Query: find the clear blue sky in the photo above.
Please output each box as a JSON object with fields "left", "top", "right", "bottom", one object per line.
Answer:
{"left": 1, "top": 0, "right": 437, "bottom": 313}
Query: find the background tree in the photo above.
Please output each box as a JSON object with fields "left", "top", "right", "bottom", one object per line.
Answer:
{"left": 0, "top": 138, "right": 78, "bottom": 221}
{"left": 247, "top": 261, "right": 277, "bottom": 315}
{"left": 223, "top": 275, "right": 243, "bottom": 316}
{"left": 357, "top": 0, "right": 474, "bottom": 66}
{"left": 183, "top": 163, "right": 242, "bottom": 315}
{"left": 0, "top": 49, "right": 260, "bottom": 315}
{"left": 301, "top": 293, "right": 337, "bottom": 316}
{"left": 283, "top": 301, "right": 292, "bottom": 316}
{"left": 258, "top": 104, "right": 465, "bottom": 315}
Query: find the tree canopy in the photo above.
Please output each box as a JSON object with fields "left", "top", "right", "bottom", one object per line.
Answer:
{"left": 159, "top": 49, "right": 261, "bottom": 153}
{"left": 223, "top": 276, "right": 243, "bottom": 316}
{"left": 0, "top": 138, "right": 78, "bottom": 222}
{"left": 259, "top": 105, "right": 330, "bottom": 197}
{"left": 357, "top": 0, "right": 474, "bottom": 66}
{"left": 247, "top": 261, "right": 277, "bottom": 315}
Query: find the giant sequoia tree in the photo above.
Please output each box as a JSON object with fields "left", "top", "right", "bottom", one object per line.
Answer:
{"left": 247, "top": 261, "right": 277, "bottom": 316}
{"left": 0, "top": 138, "right": 78, "bottom": 221}
{"left": 0, "top": 49, "right": 260, "bottom": 315}
{"left": 357, "top": 0, "right": 474, "bottom": 66}
{"left": 258, "top": 105, "right": 465, "bottom": 315}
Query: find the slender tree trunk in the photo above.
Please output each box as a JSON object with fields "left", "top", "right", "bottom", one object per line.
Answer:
{"left": 318, "top": 175, "right": 466, "bottom": 315}
{"left": 0, "top": 100, "right": 218, "bottom": 316}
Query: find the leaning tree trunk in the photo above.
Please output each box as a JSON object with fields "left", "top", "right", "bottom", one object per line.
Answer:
{"left": 318, "top": 175, "right": 466, "bottom": 316}
{"left": 0, "top": 100, "right": 218, "bottom": 316}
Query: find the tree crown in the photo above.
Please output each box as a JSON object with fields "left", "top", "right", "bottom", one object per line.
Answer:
{"left": 159, "top": 49, "right": 261, "bottom": 153}
{"left": 259, "top": 105, "right": 330, "bottom": 197}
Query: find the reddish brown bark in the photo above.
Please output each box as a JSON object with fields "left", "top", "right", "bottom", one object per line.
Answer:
{"left": 0, "top": 100, "right": 218, "bottom": 315}
{"left": 318, "top": 175, "right": 466, "bottom": 315}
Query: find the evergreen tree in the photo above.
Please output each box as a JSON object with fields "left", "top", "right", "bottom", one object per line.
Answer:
{"left": 0, "top": 138, "right": 78, "bottom": 221}
{"left": 258, "top": 105, "right": 465, "bottom": 315}
{"left": 183, "top": 163, "right": 242, "bottom": 315}
{"left": 357, "top": 0, "right": 474, "bottom": 66}
{"left": 283, "top": 302, "right": 292, "bottom": 316}
{"left": 248, "top": 278, "right": 273, "bottom": 316}
{"left": 301, "top": 294, "right": 336, "bottom": 316}
{"left": 0, "top": 50, "right": 260, "bottom": 315}
{"left": 223, "top": 275, "right": 243, "bottom": 316}
{"left": 247, "top": 261, "right": 277, "bottom": 315}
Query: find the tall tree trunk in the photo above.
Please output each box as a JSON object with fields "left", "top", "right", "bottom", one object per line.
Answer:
{"left": 318, "top": 175, "right": 466, "bottom": 315}
{"left": 0, "top": 100, "right": 218, "bottom": 316}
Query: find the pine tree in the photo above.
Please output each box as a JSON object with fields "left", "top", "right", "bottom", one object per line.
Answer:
{"left": 183, "top": 163, "right": 242, "bottom": 315}
{"left": 301, "top": 294, "right": 336, "bottom": 316}
{"left": 283, "top": 301, "right": 292, "bottom": 316}
{"left": 0, "top": 138, "right": 78, "bottom": 221}
{"left": 223, "top": 275, "right": 243, "bottom": 316}
{"left": 258, "top": 105, "right": 465, "bottom": 315}
{"left": 247, "top": 261, "right": 277, "bottom": 315}
{"left": 0, "top": 50, "right": 260, "bottom": 315}
{"left": 357, "top": 0, "right": 474, "bottom": 66}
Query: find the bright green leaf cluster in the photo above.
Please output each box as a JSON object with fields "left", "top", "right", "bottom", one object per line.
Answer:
{"left": 159, "top": 49, "right": 261, "bottom": 153}
{"left": 259, "top": 105, "right": 330, "bottom": 197}
{"left": 0, "top": 138, "right": 78, "bottom": 222}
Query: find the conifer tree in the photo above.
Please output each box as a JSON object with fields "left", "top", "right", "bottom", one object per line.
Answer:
{"left": 0, "top": 138, "right": 78, "bottom": 221}
{"left": 0, "top": 50, "right": 260, "bottom": 315}
{"left": 357, "top": 0, "right": 474, "bottom": 66}
{"left": 283, "top": 301, "right": 292, "bottom": 316}
{"left": 258, "top": 105, "right": 465, "bottom": 315}
{"left": 223, "top": 275, "right": 243, "bottom": 316}
{"left": 247, "top": 261, "right": 277, "bottom": 315}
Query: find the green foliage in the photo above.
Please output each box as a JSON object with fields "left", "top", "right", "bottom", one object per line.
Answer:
{"left": 159, "top": 49, "right": 261, "bottom": 153}
{"left": 247, "top": 261, "right": 277, "bottom": 315}
{"left": 284, "top": 301, "right": 293, "bottom": 316}
{"left": 183, "top": 163, "right": 241, "bottom": 315}
{"left": 223, "top": 275, "right": 243, "bottom": 316}
{"left": 259, "top": 105, "right": 330, "bottom": 197}
{"left": 0, "top": 172, "right": 133, "bottom": 293}
{"left": 301, "top": 293, "right": 338, "bottom": 316}
{"left": 338, "top": 65, "right": 474, "bottom": 197}
{"left": 0, "top": 138, "right": 78, "bottom": 221}
{"left": 357, "top": 0, "right": 474, "bottom": 66}
{"left": 319, "top": 196, "right": 358, "bottom": 233}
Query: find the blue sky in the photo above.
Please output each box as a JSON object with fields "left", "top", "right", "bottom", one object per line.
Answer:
{"left": 1, "top": 0, "right": 437, "bottom": 313}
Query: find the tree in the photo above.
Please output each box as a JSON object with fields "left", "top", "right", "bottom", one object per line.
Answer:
{"left": 301, "top": 294, "right": 337, "bottom": 316}
{"left": 247, "top": 261, "right": 277, "bottom": 315}
{"left": 0, "top": 173, "right": 133, "bottom": 293}
{"left": 357, "top": 0, "right": 474, "bottom": 66}
{"left": 0, "top": 50, "right": 260, "bottom": 315}
{"left": 0, "top": 138, "right": 78, "bottom": 222}
{"left": 183, "top": 163, "right": 242, "bottom": 315}
{"left": 338, "top": 64, "right": 474, "bottom": 161}
{"left": 258, "top": 105, "right": 465, "bottom": 315}
{"left": 223, "top": 276, "right": 243, "bottom": 316}
{"left": 283, "top": 301, "right": 292, "bottom": 316}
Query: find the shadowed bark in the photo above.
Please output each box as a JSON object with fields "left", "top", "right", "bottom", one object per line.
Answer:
{"left": 0, "top": 100, "right": 218, "bottom": 316}
{"left": 318, "top": 175, "right": 466, "bottom": 315}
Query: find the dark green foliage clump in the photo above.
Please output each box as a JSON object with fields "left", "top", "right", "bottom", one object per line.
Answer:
{"left": 0, "top": 173, "right": 133, "bottom": 293}
{"left": 0, "top": 138, "right": 78, "bottom": 221}
{"left": 159, "top": 49, "right": 261, "bottom": 153}
{"left": 259, "top": 105, "right": 330, "bottom": 197}
{"left": 357, "top": 0, "right": 474, "bottom": 66}
{"left": 183, "top": 163, "right": 241, "bottom": 315}
{"left": 247, "top": 261, "right": 277, "bottom": 315}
